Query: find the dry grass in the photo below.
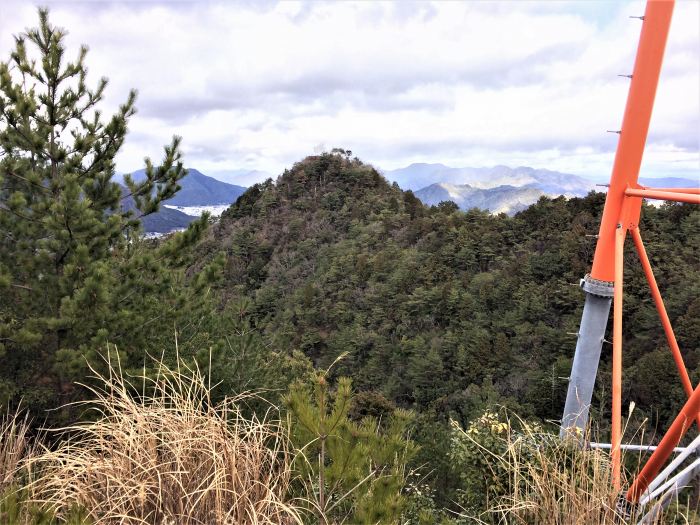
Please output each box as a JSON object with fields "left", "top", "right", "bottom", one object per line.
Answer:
{"left": 491, "top": 430, "right": 624, "bottom": 524}
{"left": 454, "top": 413, "right": 696, "bottom": 525}
{"left": 25, "top": 354, "right": 303, "bottom": 525}
{"left": 0, "top": 411, "right": 33, "bottom": 495}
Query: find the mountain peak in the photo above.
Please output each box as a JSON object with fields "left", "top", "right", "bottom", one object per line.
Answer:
{"left": 127, "top": 167, "right": 246, "bottom": 207}
{"left": 222, "top": 153, "right": 399, "bottom": 223}
{"left": 279, "top": 153, "right": 388, "bottom": 190}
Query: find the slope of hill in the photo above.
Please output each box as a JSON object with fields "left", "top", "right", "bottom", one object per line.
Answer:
{"left": 198, "top": 153, "right": 698, "bottom": 456}
{"left": 140, "top": 207, "right": 195, "bottom": 233}
{"left": 385, "top": 163, "right": 595, "bottom": 196}
{"left": 415, "top": 182, "right": 545, "bottom": 215}
{"left": 128, "top": 168, "right": 246, "bottom": 206}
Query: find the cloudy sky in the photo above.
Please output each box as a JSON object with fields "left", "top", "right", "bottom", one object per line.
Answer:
{"left": 1, "top": 1, "right": 698, "bottom": 185}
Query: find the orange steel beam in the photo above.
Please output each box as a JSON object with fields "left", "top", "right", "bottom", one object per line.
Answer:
{"left": 611, "top": 226, "right": 626, "bottom": 490}
{"left": 630, "top": 227, "right": 699, "bottom": 428}
{"left": 627, "top": 382, "right": 700, "bottom": 502}
{"left": 625, "top": 188, "right": 700, "bottom": 204}
{"left": 590, "top": 0, "right": 675, "bottom": 282}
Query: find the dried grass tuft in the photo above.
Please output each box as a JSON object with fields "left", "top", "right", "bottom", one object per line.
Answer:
{"left": 455, "top": 412, "right": 694, "bottom": 525}
{"left": 491, "top": 428, "right": 624, "bottom": 524}
{"left": 0, "top": 410, "right": 33, "bottom": 495}
{"left": 26, "top": 353, "right": 302, "bottom": 524}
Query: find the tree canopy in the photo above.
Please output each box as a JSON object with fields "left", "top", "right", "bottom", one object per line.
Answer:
{"left": 0, "top": 9, "right": 218, "bottom": 420}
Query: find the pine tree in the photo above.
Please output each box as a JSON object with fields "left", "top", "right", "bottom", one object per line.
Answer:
{"left": 0, "top": 9, "right": 207, "bottom": 418}
{"left": 285, "top": 371, "right": 416, "bottom": 524}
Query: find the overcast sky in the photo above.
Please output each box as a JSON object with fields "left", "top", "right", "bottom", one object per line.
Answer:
{"left": 1, "top": 1, "right": 698, "bottom": 184}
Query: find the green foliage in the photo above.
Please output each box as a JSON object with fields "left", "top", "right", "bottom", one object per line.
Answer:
{"left": 0, "top": 9, "right": 222, "bottom": 422}
{"left": 285, "top": 371, "right": 417, "bottom": 524}
{"left": 203, "top": 152, "right": 699, "bottom": 508}
{"left": 2, "top": 10, "right": 698, "bottom": 515}
{"left": 448, "top": 410, "right": 700, "bottom": 524}
{"left": 448, "top": 411, "right": 516, "bottom": 514}
{"left": 195, "top": 297, "right": 315, "bottom": 410}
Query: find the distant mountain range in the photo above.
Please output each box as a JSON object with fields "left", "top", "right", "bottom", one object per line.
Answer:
{"left": 386, "top": 163, "right": 698, "bottom": 215}
{"left": 118, "top": 163, "right": 698, "bottom": 230}
{"left": 638, "top": 176, "right": 700, "bottom": 188}
{"left": 385, "top": 163, "right": 593, "bottom": 214}
{"left": 120, "top": 168, "right": 247, "bottom": 234}
{"left": 384, "top": 163, "right": 596, "bottom": 195}
{"left": 415, "top": 183, "right": 546, "bottom": 215}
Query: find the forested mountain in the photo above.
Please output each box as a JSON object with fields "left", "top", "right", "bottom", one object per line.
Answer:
{"left": 414, "top": 182, "right": 545, "bottom": 214}
{"left": 196, "top": 152, "right": 699, "bottom": 503}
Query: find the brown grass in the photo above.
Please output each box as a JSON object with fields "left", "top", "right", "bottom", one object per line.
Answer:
{"left": 453, "top": 413, "right": 695, "bottom": 525}
{"left": 0, "top": 411, "right": 33, "bottom": 495}
{"left": 25, "top": 354, "right": 303, "bottom": 524}
{"left": 491, "top": 430, "right": 624, "bottom": 524}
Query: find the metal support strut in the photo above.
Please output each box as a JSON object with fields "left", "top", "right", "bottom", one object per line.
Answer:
{"left": 560, "top": 275, "right": 613, "bottom": 439}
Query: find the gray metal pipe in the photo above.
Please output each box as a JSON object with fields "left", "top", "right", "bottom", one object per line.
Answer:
{"left": 589, "top": 442, "right": 689, "bottom": 454}
{"left": 560, "top": 274, "right": 614, "bottom": 440}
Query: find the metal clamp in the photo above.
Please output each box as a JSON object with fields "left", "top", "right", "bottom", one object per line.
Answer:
{"left": 580, "top": 274, "right": 614, "bottom": 298}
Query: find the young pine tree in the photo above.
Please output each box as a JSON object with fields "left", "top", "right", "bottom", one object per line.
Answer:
{"left": 285, "top": 371, "right": 417, "bottom": 524}
{"left": 0, "top": 9, "right": 212, "bottom": 419}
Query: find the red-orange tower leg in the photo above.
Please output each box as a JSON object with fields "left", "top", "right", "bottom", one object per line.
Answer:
{"left": 611, "top": 226, "right": 626, "bottom": 490}
{"left": 590, "top": 0, "right": 675, "bottom": 281}
{"left": 559, "top": 0, "right": 676, "bottom": 493}
{"left": 561, "top": 0, "right": 675, "bottom": 433}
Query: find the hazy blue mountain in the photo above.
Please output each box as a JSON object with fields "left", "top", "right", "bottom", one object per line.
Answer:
{"left": 383, "top": 163, "right": 457, "bottom": 190}
{"left": 207, "top": 169, "right": 273, "bottom": 186}
{"left": 128, "top": 168, "right": 246, "bottom": 206}
{"left": 415, "top": 182, "right": 545, "bottom": 215}
{"left": 118, "top": 184, "right": 195, "bottom": 234}
{"left": 385, "top": 163, "right": 595, "bottom": 196}
{"left": 638, "top": 176, "right": 699, "bottom": 188}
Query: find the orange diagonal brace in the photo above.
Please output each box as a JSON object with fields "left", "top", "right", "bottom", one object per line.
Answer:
{"left": 630, "top": 227, "right": 700, "bottom": 429}
{"left": 611, "top": 226, "right": 626, "bottom": 490}
{"left": 625, "top": 188, "right": 700, "bottom": 204}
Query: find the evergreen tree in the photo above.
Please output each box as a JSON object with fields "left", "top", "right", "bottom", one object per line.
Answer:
{"left": 0, "top": 9, "right": 206, "bottom": 418}
{"left": 285, "top": 371, "right": 416, "bottom": 524}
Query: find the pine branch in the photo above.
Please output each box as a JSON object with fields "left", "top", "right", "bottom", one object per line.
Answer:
{"left": 5, "top": 169, "right": 51, "bottom": 193}
{"left": 0, "top": 205, "right": 43, "bottom": 224}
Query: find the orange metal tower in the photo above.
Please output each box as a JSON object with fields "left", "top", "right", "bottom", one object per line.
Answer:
{"left": 560, "top": 0, "right": 700, "bottom": 512}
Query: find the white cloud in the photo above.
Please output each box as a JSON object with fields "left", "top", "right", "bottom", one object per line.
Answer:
{"left": 0, "top": 0, "right": 697, "bottom": 181}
